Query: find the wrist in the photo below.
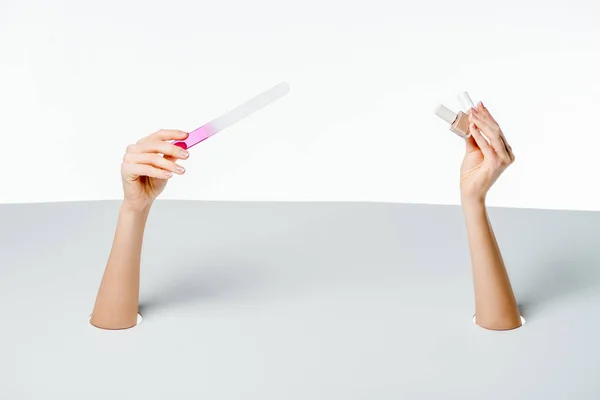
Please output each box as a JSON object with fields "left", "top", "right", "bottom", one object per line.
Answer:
{"left": 461, "top": 195, "right": 486, "bottom": 212}
{"left": 121, "top": 200, "right": 152, "bottom": 216}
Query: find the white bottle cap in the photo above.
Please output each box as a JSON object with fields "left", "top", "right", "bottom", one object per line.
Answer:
{"left": 458, "top": 91, "right": 475, "bottom": 111}
{"left": 434, "top": 104, "right": 457, "bottom": 125}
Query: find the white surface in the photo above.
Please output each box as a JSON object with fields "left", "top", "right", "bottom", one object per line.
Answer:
{"left": 2, "top": 201, "right": 600, "bottom": 399}
{"left": 1, "top": 0, "right": 599, "bottom": 210}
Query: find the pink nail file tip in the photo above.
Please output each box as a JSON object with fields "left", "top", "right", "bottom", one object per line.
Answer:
{"left": 173, "top": 82, "right": 290, "bottom": 150}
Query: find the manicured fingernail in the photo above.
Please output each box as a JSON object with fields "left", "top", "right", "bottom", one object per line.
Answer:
{"left": 176, "top": 166, "right": 185, "bottom": 173}
{"left": 180, "top": 150, "right": 189, "bottom": 158}
{"left": 164, "top": 171, "right": 173, "bottom": 177}
{"left": 471, "top": 107, "right": 478, "bottom": 114}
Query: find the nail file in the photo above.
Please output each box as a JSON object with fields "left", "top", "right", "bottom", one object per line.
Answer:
{"left": 173, "top": 82, "right": 290, "bottom": 150}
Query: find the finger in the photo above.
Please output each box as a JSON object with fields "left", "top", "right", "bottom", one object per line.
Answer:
{"left": 474, "top": 103, "right": 513, "bottom": 164}
{"left": 472, "top": 109, "right": 512, "bottom": 165}
{"left": 506, "top": 141, "right": 514, "bottom": 157}
{"left": 470, "top": 107, "right": 497, "bottom": 137}
{"left": 497, "top": 129, "right": 513, "bottom": 160}
{"left": 487, "top": 134, "right": 511, "bottom": 163}
{"left": 471, "top": 108, "right": 506, "bottom": 144}
{"left": 122, "top": 163, "right": 173, "bottom": 180}
{"left": 502, "top": 137, "right": 515, "bottom": 162}
{"left": 479, "top": 102, "right": 499, "bottom": 125}
{"left": 474, "top": 104, "right": 499, "bottom": 129}
{"left": 476, "top": 122, "right": 510, "bottom": 162}
{"left": 465, "top": 134, "right": 479, "bottom": 153}
{"left": 473, "top": 105, "right": 508, "bottom": 143}
{"left": 138, "top": 129, "right": 189, "bottom": 143}
{"left": 469, "top": 123, "right": 495, "bottom": 159}
{"left": 127, "top": 141, "right": 190, "bottom": 160}
{"left": 492, "top": 138, "right": 511, "bottom": 164}
{"left": 468, "top": 111, "right": 477, "bottom": 126}
{"left": 123, "top": 153, "right": 186, "bottom": 175}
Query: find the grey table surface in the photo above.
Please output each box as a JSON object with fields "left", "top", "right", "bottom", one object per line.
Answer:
{"left": 1, "top": 201, "right": 599, "bottom": 399}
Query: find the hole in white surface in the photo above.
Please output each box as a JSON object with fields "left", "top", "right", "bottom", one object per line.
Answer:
{"left": 472, "top": 314, "right": 525, "bottom": 329}
{"left": 88, "top": 313, "right": 143, "bottom": 330}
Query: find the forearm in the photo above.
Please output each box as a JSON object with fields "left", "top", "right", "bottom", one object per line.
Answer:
{"left": 462, "top": 198, "right": 521, "bottom": 330}
{"left": 90, "top": 202, "right": 150, "bottom": 329}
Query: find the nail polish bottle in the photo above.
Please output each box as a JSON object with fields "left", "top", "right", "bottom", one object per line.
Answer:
{"left": 434, "top": 91, "right": 477, "bottom": 139}
{"left": 435, "top": 104, "right": 471, "bottom": 138}
{"left": 457, "top": 91, "right": 475, "bottom": 111}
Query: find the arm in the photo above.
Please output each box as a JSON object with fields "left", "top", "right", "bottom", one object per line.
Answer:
{"left": 90, "top": 129, "right": 190, "bottom": 330}
{"left": 459, "top": 102, "right": 521, "bottom": 330}
{"left": 462, "top": 198, "right": 521, "bottom": 330}
{"left": 90, "top": 205, "right": 150, "bottom": 329}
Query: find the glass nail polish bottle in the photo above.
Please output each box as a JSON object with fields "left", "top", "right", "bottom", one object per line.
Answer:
{"left": 457, "top": 91, "right": 475, "bottom": 112}
{"left": 435, "top": 104, "right": 471, "bottom": 138}
{"left": 435, "top": 91, "right": 477, "bottom": 139}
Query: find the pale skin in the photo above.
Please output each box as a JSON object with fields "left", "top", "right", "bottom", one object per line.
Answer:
{"left": 460, "top": 101, "right": 522, "bottom": 331}
{"left": 90, "top": 129, "right": 190, "bottom": 330}
{"left": 91, "top": 105, "right": 520, "bottom": 331}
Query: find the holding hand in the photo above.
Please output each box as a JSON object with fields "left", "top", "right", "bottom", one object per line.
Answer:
{"left": 460, "top": 102, "right": 515, "bottom": 203}
{"left": 91, "top": 129, "right": 190, "bottom": 329}
{"left": 458, "top": 102, "right": 521, "bottom": 330}
{"left": 121, "top": 129, "right": 190, "bottom": 211}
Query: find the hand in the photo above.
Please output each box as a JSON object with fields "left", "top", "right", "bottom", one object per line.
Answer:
{"left": 121, "top": 129, "right": 190, "bottom": 211}
{"left": 460, "top": 102, "right": 515, "bottom": 203}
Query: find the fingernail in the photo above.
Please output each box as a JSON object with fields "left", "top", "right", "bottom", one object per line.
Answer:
{"left": 176, "top": 166, "right": 185, "bottom": 174}
{"left": 164, "top": 171, "right": 173, "bottom": 178}
{"left": 180, "top": 150, "right": 189, "bottom": 158}
{"left": 471, "top": 107, "right": 478, "bottom": 114}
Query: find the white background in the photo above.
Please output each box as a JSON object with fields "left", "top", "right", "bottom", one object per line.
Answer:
{"left": 1, "top": 0, "right": 599, "bottom": 210}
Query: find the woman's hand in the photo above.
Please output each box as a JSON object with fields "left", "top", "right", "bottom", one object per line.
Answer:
{"left": 92, "top": 129, "right": 189, "bottom": 330}
{"left": 460, "top": 102, "right": 515, "bottom": 203}
{"left": 121, "top": 129, "right": 190, "bottom": 211}
{"left": 458, "top": 102, "right": 521, "bottom": 330}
